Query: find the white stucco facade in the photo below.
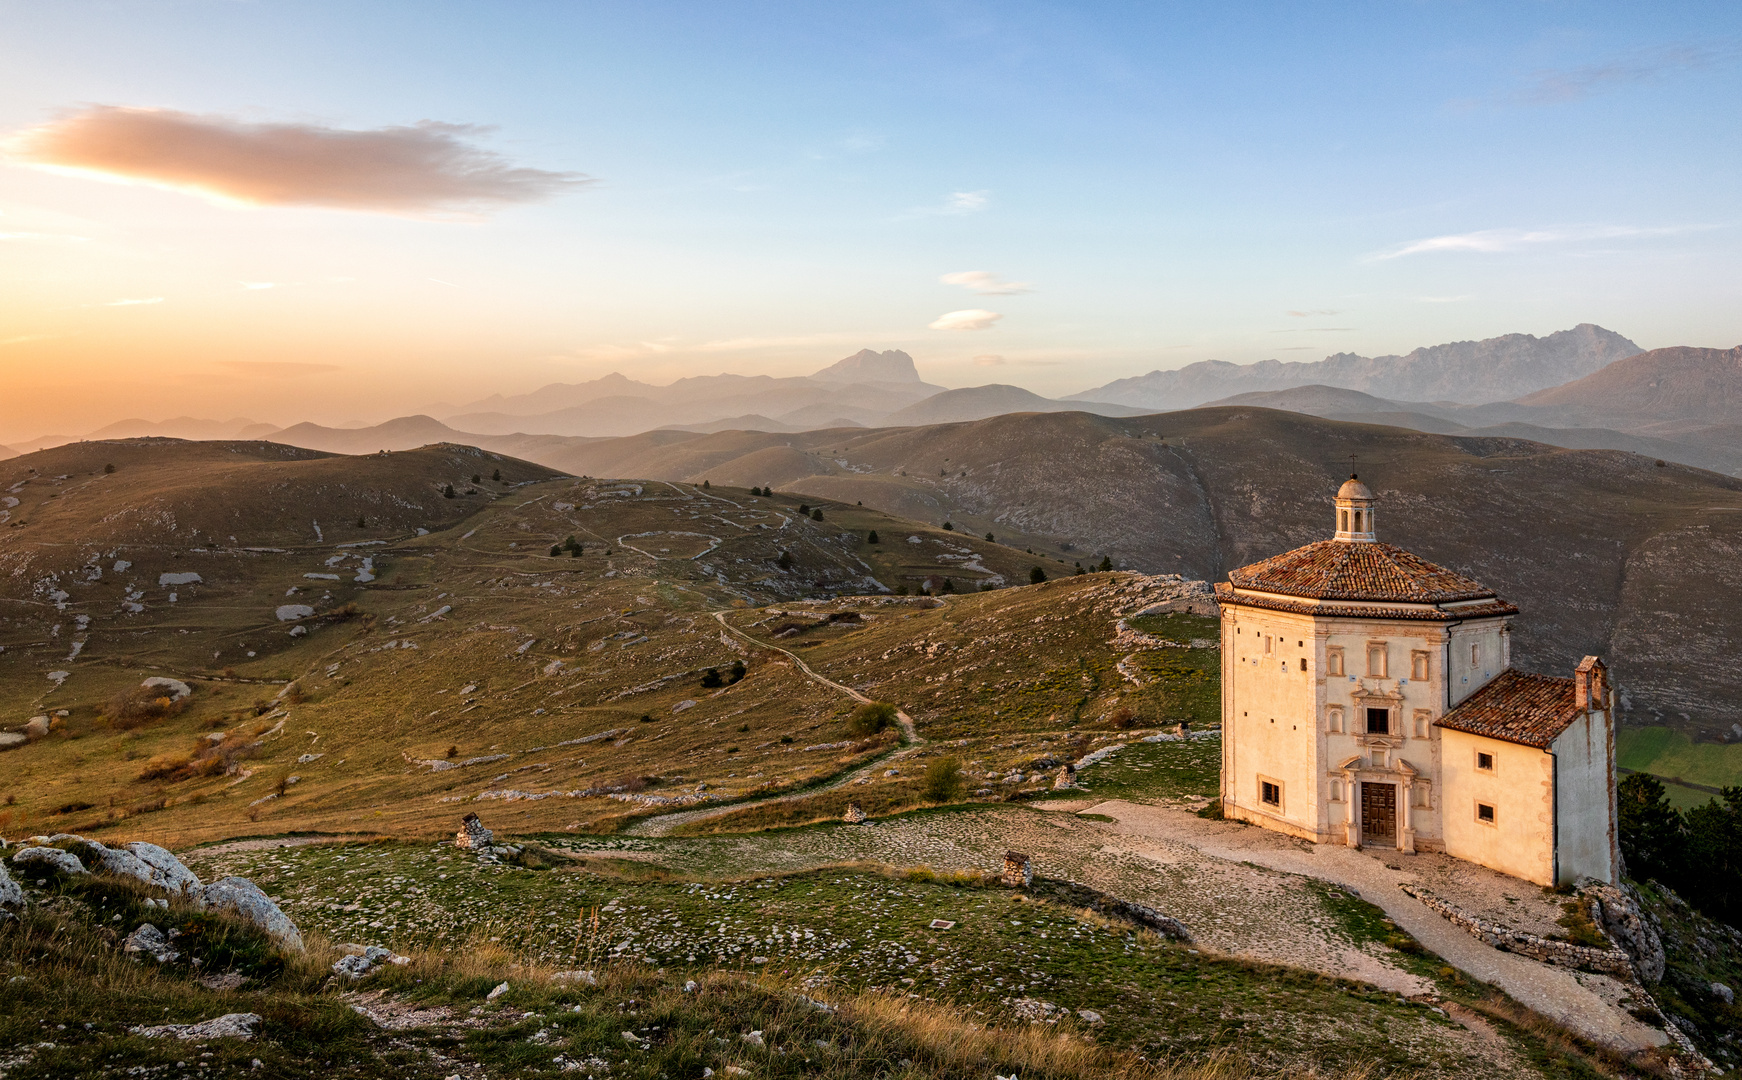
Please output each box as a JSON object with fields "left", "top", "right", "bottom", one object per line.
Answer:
{"left": 1216, "top": 478, "right": 1619, "bottom": 887}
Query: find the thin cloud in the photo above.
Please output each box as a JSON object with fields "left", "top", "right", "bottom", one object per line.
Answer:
{"left": 973, "top": 354, "right": 1006, "bottom": 366}
{"left": 1270, "top": 326, "right": 1354, "bottom": 333}
{"left": 215, "top": 361, "right": 341, "bottom": 377}
{"left": 941, "top": 270, "right": 1032, "bottom": 295}
{"left": 1369, "top": 224, "right": 1712, "bottom": 260}
{"left": 102, "top": 297, "right": 164, "bottom": 306}
{"left": 1285, "top": 309, "right": 1338, "bottom": 318}
{"left": 1508, "top": 43, "right": 1737, "bottom": 107}
{"left": 900, "top": 190, "right": 990, "bottom": 219}
{"left": 929, "top": 309, "right": 1001, "bottom": 331}
{"left": 5, "top": 106, "right": 591, "bottom": 214}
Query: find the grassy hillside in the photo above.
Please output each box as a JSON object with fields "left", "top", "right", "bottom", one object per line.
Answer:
{"left": 0, "top": 440, "right": 1212, "bottom": 847}
{"left": 526, "top": 407, "right": 1742, "bottom": 734}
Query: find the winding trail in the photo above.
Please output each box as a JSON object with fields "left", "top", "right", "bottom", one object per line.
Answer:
{"left": 624, "top": 611, "right": 923, "bottom": 837}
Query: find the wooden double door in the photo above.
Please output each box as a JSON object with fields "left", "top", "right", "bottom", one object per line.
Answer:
{"left": 1361, "top": 782, "right": 1397, "bottom": 847}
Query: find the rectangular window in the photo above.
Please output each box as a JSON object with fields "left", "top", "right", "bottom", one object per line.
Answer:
{"left": 1476, "top": 751, "right": 1495, "bottom": 772}
{"left": 1264, "top": 635, "right": 1273, "bottom": 654}
{"left": 1411, "top": 651, "right": 1430, "bottom": 681}
{"left": 1367, "top": 643, "right": 1388, "bottom": 678}
{"left": 1471, "top": 642, "right": 1481, "bottom": 666}
{"left": 1260, "top": 780, "right": 1282, "bottom": 807}
{"left": 1413, "top": 709, "right": 1432, "bottom": 738}
{"left": 1327, "top": 648, "right": 1344, "bottom": 677}
{"left": 1476, "top": 802, "right": 1496, "bottom": 824}
{"left": 1366, "top": 707, "right": 1390, "bottom": 735}
{"left": 1299, "top": 657, "right": 1307, "bottom": 672}
{"left": 1327, "top": 707, "right": 1344, "bottom": 733}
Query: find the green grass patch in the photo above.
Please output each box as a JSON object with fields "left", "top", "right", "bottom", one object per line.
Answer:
{"left": 1617, "top": 726, "right": 1742, "bottom": 792}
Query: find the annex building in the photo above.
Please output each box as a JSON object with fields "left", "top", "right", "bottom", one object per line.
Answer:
{"left": 1215, "top": 477, "right": 1619, "bottom": 887}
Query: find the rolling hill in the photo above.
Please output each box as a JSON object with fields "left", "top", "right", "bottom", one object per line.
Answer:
{"left": 521, "top": 407, "right": 1742, "bottom": 730}
{"left": 1516, "top": 345, "right": 1742, "bottom": 432}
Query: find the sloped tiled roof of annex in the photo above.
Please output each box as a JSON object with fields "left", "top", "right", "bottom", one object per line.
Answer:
{"left": 1434, "top": 669, "right": 1581, "bottom": 749}
{"left": 1227, "top": 540, "right": 1499, "bottom": 604}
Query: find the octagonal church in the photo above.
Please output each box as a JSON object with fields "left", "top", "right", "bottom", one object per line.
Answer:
{"left": 1216, "top": 477, "right": 1619, "bottom": 887}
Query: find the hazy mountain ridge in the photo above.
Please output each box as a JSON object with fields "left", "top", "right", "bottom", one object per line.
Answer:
{"left": 1071, "top": 323, "right": 1641, "bottom": 409}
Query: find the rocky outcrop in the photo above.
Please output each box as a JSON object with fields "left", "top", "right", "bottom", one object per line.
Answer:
{"left": 197, "top": 877, "right": 304, "bottom": 952}
{"left": 0, "top": 859, "right": 21, "bottom": 910}
{"left": 455, "top": 813, "right": 494, "bottom": 852}
{"left": 841, "top": 803, "right": 868, "bottom": 824}
{"left": 332, "top": 945, "right": 409, "bottom": 979}
{"left": 1400, "top": 884, "right": 1634, "bottom": 978}
{"left": 124, "top": 923, "right": 181, "bottom": 964}
{"left": 1589, "top": 883, "right": 1666, "bottom": 984}
{"left": 131, "top": 1013, "right": 262, "bottom": 1041}
{"left": 122, "top": 842, "right": 202, "bottom": 896}
{"left": 11, "top": 846, "right": 88, "bottom": 876}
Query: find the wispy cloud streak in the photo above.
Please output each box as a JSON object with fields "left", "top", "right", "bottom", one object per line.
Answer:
{"left": 1370, "top": 223, "right": 1716, "bottom": 260}
{"left": 5, "top": 106, "right": 590, "bottom": 214}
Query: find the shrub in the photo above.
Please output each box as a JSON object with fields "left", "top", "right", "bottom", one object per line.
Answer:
{"left": 137, "top": 753, "right": 191, "bottom": 781}
{"left": 442, "top": 483, "right": 456, "bottom": 498}
{"left": 700, "top": 667, "right": 724, "bottom": 688}
{"left": 355, "top": 515, "right": 366, "bottom": 527}
{"left": 923, "top": 758, "right": 965, "bottom": 802}
{"left": 104, "top": 463, "right": 116, "bottom": 474}
{"left": 777, "top": 550, "right": 794, "bottom": 570}
{"left": 867, "top": 530, "right": 879, "bottom": 544}
{"left": 1029, "top": 566, "right": 1047, "bottom": 585}
{"left": 985, "top": 532, "right": 995, "bottom": 541}
{"left": 492, "top": 468, "right": 502, "bottom": 481}
{"left": 550, "top": 545, "right": 561, "bottom": 556}
{"left": 104, "top": 684, "right": 187, "bottom": 729}
{"left": 799, "top": 503, "right": 810, "bottom": 514}
{"left": 471, "top": 473, "right": 481, "bottom": 483}
{"left": 942, "top": 521, "right": 953, "bottom": 531}
{"left": 811, "top": 508, "right": 823, "bottom": 521}
{"left": 729, "top": 659, "right": 746, "bottom": 683}
{"left": 938, "top": 577, "right": 954, "bottom": 594}
{"left": 845, "top": 702, "right": 898, "bottom": 737}
{"left": 702, "top": 479, "right": 710, "bottom": 488}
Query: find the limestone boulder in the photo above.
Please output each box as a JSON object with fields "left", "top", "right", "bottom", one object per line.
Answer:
{"left": 124, "top": 923, "right": 181, "bottom": 964}
{"left": 197, "top": 877, "right": 304, "bottom": 951}
{"left": 124, "top": 842, "right": 202, "bottom": 896}
{"left": 0, "top": 859, "right": 22, "bottom": 909}
{"left": 131, "top": 1013, "right": 261, "bottom": 1041}
{"left": 1591, "top": 883, "right": 1666, "bottom": 984}
{"left": 11, "top": 846, "right": 87, "bottom": 876}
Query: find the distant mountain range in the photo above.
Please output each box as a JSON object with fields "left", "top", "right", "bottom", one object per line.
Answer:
{"left": 1071, "top": 323, "right": 1641, "bottom": 409}
{"left": 13, "top": 327, "right": 1742, "bottom": 479}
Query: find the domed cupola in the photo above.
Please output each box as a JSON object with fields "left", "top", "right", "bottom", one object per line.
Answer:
{"left": 1334, "top": 474, "right": 1376, "bottom": 543}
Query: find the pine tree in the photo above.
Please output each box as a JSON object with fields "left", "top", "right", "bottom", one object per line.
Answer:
{"left": 777, "top": 550, "right": 794, "bottom": 570}
{"left": 810, "top": 508, "right": 823, "bottom": 521}
{"left": 492, "top": 468, "right": 502, "bottom": 481}
{"left": 700, "top": 667, "right": 723, "bottom": 688}
{"left": 1029, "top": 566, "right": 1047, "bottom": 585}
{"left": 985, "top": 532, "right": 995, "bottom": 542}
{"left": 866, "top": 530, "right": 879, "bottom": 544}
{"left": 939, "top": 577, "right": 954, "bottom": 594}
{"left": 942, "top": 521, "right": 953, "bottom": 531}
{"left": 1074, "top": 562, "right": 1085, "bottom": 575}
{"left": 443, "top": 484, "right": 456, "bottom": 499}
{"left": 799, "top": 504, "right": 810, "bottom": 514}
{"left": 702, "top": 479, "right": 710, "bottom": 488}
{"left": 356, "top": 515, "right": 366, "bottom": 528}
{"left": 1098, "top": 556, "right": 1113, "bottom": 572}
{"left": 549, "top": 545, "right": 561, "bottom": 556}
{"left": 728, "top": 659, "right": 746, "bottom": 683}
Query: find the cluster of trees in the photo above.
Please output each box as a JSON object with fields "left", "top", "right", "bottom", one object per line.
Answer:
{"left": 550, "top": 535, "right": 584, "bottom": 557}
{"left": 1619, "top": 773, "right": 1742, "bottom": 926}
{"left": 699, "top": 660, "right": 747, "bottom": 688}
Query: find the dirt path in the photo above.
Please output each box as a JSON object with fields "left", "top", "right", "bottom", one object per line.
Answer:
{"left": 711, "top": 610, "right": 921, "bottom": 743}
{"left": 1070, "top": 800, "right": 1668, "bottom": 1054}
{"left": 624, "top": 613, "right": 925, "bottom": 837}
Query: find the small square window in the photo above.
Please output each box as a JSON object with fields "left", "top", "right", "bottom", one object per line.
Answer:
{"left": 1476, "top": 751, "right": 1495, "bottom": 771}
{"left": 1476, "top": 803, "right": 1496, "bottom": 824}
{"left": 1260, "top": 780, "right": 1281, "bottom": 807}
{"left": 1366, "top": 707, "right": 1390, "bottom": 735}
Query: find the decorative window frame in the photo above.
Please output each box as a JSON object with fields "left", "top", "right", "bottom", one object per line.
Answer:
{"left": 1327, "top": 705, "right": 1345, "bottom": 734}
{"left": 1410, "top": 650, "right": 1431, "bottom": 681}
{"left": 1475, "top": 801, "right": 1498, "bottom": 826}
{"left": 1412, "top": 709, "right": 1433, "bottom": 739}
{"left": 1327, "top": 647, "right": 1345, "bottom": 677}
{"left": 1366, "top": 641, "right": 1389, "bottom": 678}
{"left": 1257, "top": 775, "right": 1284, "bottom": 811}
{"left": 1475, "top": 749, "right": 1497, "bottom": 774}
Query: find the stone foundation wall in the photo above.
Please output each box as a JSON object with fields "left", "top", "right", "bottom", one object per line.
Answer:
{"left": 1399, "top": 883, "right": 1634, "bottom": 978}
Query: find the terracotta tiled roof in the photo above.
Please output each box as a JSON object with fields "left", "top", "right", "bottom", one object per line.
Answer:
{"left": 1228, "top": 540, "right": 1499, "bottom": 604}
{"left": 1434, "top": 669, "right": 1581, "bottom": 749}
{"left": 1214, "top": 582, "right": 1518, "bottom": 622}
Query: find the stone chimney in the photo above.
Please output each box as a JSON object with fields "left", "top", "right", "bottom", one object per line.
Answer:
{"left": 842, "top": 802, "right": 868, "bottom": 824}
{"left": 1575, "top": 656, "right": 1608, "bottom": 712}
{"left": 1001, "top": 851, "right": 1033, "bottom": 888}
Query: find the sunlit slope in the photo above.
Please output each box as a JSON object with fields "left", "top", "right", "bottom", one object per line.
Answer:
{"left": 0, "top": 446, "right": 1204, "bottom": 846}
{"left": 537, "top": 406, "right": 1742, "bottom": 729}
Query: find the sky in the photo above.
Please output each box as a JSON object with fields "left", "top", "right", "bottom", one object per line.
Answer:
{"left": 2, "top": 1, "right": 1740, "bottom": 441}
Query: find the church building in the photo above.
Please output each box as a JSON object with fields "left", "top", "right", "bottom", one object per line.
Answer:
{"left": 1215, "top": 477, "right": 1619, "bottom": 887}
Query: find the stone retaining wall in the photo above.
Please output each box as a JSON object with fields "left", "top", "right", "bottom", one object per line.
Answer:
{"left": 1399, "top": 883, "right": 1634, "bottom": 979}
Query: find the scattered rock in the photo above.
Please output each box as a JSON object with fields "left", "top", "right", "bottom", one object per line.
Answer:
{"left": 841, "top": 803, "right": 868, "bottom": 825}
{"left": 0, "top": 861, "right": 21, "bottom": 910}
{"left": 197, "top": 877, "right": 304, "bottom": 951}
{"left": 1075, "top": 1009, "right": 1105, "bottom": 1025}
{"left": 551, "top": 970, "right": 597, "bottom": 985}
{"left": 140, "top": 677, "right": 192, "bottom": 700}
{"left": 487, "top": 981, "right": 510, "bottom": 1000}
{"left": 332, "top": 946, "right": 405, "bottom": 979}
{"left": 1010, "top": 998, "right": 1066, "bottom": 1023}
{"left": 1590, "top": 883, "right": 1666, "bottom": 984}
{"left": 1713, "top": 981, "right": 1735, "bottom": 1006}
{"left": 131, "top": 1013, "right": 261, "bottom": 1041}
{"left": 123, "top": 923, "right": 180, "bottom": 964}
{"left": 11, "top": 846, "right": 87, "bottom": 876}
{"left": 23, "top": 716, "right": 49, "bottom": 739}
{"left": 741, "top": 1030, "right": 765, "bottom": 1047}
